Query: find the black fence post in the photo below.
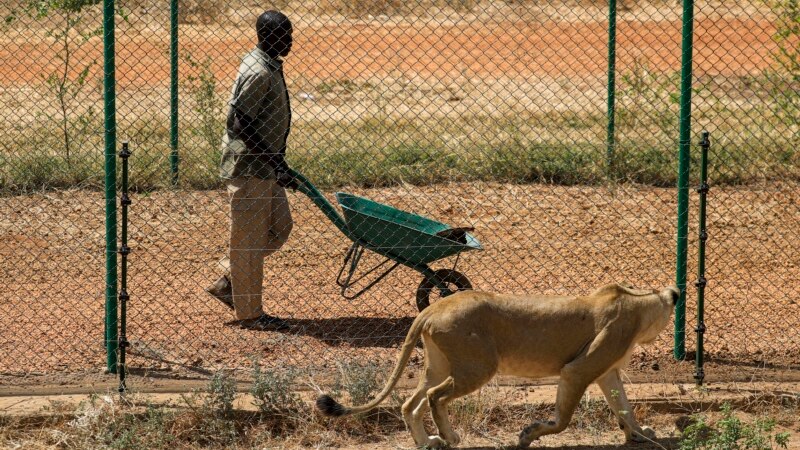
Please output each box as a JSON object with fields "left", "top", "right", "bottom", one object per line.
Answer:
{"left": 118, "top": 141, "right": 132, "bottom": 393}
{"left": 694, "top": 131, "right": 710, "bottom": 385}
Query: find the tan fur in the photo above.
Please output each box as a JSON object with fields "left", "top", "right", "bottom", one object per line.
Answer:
{"left": 317, "top": 283, "right": 680, "bottom": 449}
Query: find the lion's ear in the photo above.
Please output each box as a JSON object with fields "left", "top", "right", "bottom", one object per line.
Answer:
{"left": 668, "top": 287, "right": 680, "bottom": 305}
{"left": 590, "top": 283, "right": 623, "bottom": 297}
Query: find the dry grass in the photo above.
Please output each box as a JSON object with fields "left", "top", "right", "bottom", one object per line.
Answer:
{"left": 2, "top": 382, "right": 797, "bottom": 449}
{"left": 316, "top": 0, "right": 482, "bottom": 16}
{"left": 0, "top": 365, "right": 408, "bottom": 450}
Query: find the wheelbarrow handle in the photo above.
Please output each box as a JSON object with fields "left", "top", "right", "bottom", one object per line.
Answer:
{"left": 287, "top": 168, "right": 353, "bottom": 240}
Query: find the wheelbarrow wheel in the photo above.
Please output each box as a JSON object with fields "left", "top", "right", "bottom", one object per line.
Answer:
{"left": 416, "top": 269, "right": 472, "bottom": 312}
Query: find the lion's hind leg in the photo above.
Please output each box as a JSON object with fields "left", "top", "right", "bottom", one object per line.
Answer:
{"left": 401, "top": 334, "right": 452, "bottom": 448}
{"left": 402, "top": 379, "right": 432, "bottom": 447}
{"left": 426, "top": 336, "right": 498, "bottom": 448}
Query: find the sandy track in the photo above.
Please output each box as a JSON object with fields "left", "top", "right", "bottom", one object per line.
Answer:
{"left": 0, "top": 17, "right": 777, "bottom": 88}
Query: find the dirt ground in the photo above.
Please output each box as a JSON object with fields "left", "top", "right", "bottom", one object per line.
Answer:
{"left": 1, "top": 181, "right": 799, "bottom": 392}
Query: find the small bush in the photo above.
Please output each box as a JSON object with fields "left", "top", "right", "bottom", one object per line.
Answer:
{"left": 104, "top": 403, "right": 178, "bottom": 449}
{"left": 183, "top": 52, "right": 225, "bottom": 157}
{"left": 173, "top": 374, "right": 239, "bottom": 445}
{"left": 205, "top": 370, "right": 237, "bottom": 418}
{"left": 251, "top": 365, "right": 301, "bottom": 414}
{"left": 679, "top": 403, "right": 791, "bottom": 450}
{"left": 334, "top": 362, "right": 385, "bottom": 406}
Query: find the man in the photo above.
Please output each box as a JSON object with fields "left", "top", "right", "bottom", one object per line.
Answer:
{"left": 206, "top": 10, "right": 299, "bottom": 331}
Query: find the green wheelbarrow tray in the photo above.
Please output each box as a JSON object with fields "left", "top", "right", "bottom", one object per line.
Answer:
{"left": 288, "top": 168, "right": 482, "bottom": 311}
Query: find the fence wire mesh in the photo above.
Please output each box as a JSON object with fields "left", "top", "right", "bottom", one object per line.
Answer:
{"left": 0, "top": 0, "right": 798, "bottom": 390}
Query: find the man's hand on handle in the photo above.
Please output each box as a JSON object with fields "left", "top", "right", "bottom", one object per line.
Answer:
{"left": 276, "top": 169, "right": 300, "bottom": 190}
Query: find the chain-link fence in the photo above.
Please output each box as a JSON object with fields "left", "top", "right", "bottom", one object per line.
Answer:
{"left": 0, "top": 0, "right": 798, "bottom": 391}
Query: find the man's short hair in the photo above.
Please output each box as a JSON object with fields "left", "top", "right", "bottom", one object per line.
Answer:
{"left": 256, "top": 10, "right": 291, "bottom": 42}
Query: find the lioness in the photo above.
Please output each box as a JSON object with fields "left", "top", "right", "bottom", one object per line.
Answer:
{"left": 317, "top": 283, "right": 679, "bottom": 448}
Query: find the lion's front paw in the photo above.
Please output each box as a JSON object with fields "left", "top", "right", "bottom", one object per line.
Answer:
{"left": 424, "top": 435, "right": 450, "bottom": 449}
{"left": 629, "top": 426, "right": 656, "bottom": 443}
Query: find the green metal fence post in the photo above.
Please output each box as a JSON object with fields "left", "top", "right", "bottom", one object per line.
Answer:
{"left": 170, "top": 0, "right": 179, "bottom": 186}
{"left": 103, "top": 0, "right": 118, "bottom": 374}
{"left": 606, "top": 0, "right": 617, "bottom": 179}
{"left": 674, "top": 0, "right": 696, "bottom": 361}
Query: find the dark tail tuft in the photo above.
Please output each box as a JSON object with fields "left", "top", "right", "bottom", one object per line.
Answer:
{"left": 316, "top": 395, "right": 347, "bottom": 417}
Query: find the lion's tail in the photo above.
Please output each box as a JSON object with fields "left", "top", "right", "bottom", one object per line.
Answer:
{"left": 315, "top": 309, "right": 429, "bottom": 417}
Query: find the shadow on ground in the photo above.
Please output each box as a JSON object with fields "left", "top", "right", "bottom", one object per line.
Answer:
{"left": 284, "top": 316, "right": 414, "bottom": 348}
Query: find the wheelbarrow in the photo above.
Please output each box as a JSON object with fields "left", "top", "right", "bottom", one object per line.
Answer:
{"left": 288, "top": 168, "right": 482, "bottom": 311}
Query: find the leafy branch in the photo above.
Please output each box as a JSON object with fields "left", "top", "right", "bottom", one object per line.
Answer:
{"left": 767, "top": 0, "right": 799, "bottom": 140}
{"left": 6, "top": 0, "right": 104, "bottom": 164}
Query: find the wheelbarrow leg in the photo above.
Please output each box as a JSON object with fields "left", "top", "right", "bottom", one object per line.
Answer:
{"left": 336, "top": 242, "right": 401, "bottom": 300}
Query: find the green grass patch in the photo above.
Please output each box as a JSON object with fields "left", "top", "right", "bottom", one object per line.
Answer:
{"left": 1, "top": 104, "right": 797, "bottom": 196}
